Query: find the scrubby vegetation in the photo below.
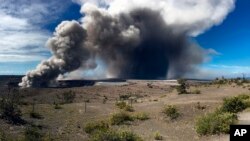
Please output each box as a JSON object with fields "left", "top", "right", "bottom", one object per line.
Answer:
{"left": 116, "top": 101, "right": 134, "bottom": 112}
{"left": 163, "top": 105, "right": 180, "bottom": 120}
{"left": 24, "top": 126, "right": 44, "bottom": 141}
{"left": 154, "top": 131, "right": 163, "bottom": 140}
{"left": 213, "top": 77, "right": 249, "bottom": 85}
{"left": 110, "top": 112, "right": 134, "bottom": 125}
{"left": 177, "top": 79, "right": 188, "bottom": 94}
{"left": 54, "top": 103, "right": 62, "bottom": 109}
{"left": 84, "top": 120, "right": 142, "bottom": 141}
{"left": 0, "top": 89, "right": 24, "bottom": 124}
{"left": 89, "top": 130, "right": 142, "bottom": 141}
{"left": 29, "top": 101, "right": 43, "bottom": 119}
{"left": 133, "top": 112, "right": 149, "bottom": 121}
{"left": 192, "top": 89, "right": 201, "bottom": 94}
{"left": 116, "top": 101, "right": 127, "bottom": 109}
{"left": 84, "top": 120, "right": 110, "bottom": 134}
{"left": 196, "top": 111, "right": 237, "bottom": 135}
{"left": 221, "top": 96, "right": 247, "bottom": 113}
{"left": 196, "top": 94, "right": 250, "bottom": 135}
{"left": 62, "top": 91, "right": 76, "bottom": 104}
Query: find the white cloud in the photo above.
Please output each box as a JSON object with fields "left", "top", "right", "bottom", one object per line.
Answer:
{"left": 75, "top": 0, "right": 235, "bottom": 36}
{"left": 0, "top": 0, "right": 71, "bottom": 62}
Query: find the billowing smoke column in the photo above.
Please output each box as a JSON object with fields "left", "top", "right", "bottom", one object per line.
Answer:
{"left": 19, "top": 21, "right": 90, "bottom": 87}
{"left": 20, "top": 0, "right": 235, "bottom": 87}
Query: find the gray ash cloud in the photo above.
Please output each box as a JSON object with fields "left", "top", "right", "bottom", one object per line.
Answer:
{"left": 20, "top": 1, "right": 232, "bottom": 87}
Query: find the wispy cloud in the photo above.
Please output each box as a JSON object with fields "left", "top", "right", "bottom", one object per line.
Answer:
{"left": 0, "top": 0, "right": 71, "bottom": 62}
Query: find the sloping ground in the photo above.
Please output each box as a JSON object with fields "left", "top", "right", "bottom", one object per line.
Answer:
{"left": 0, "top": 81, "right": 250, "bottom": 140}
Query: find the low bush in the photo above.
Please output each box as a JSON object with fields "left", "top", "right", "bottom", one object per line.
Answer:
{"left": 54, "top": 103, "right": 62, "bottom": 109}
{"left": 115, "top": 101, "right": 127, "bottom": 109}
{"left": 25, "top": 126, "right": 44, "bottom": 141}
{"left": 196, "top": 111, "right": 237, "bottom": 135}
{"left": 30, "top": 111, "right": 43, "bottom": 119}
{"left": 84, "top": 120, "right": 109, "bottom": 134}
{"left": 221, "top": 96, "right": 247, "bottom": 113}
{"left": 133, "top": 112, "right": 149, "bottom": 121}
{"left": 154, "top": 132, "right": 163, "bottom": 140}
{"left": 90, "top": 130, "right": 142, "bottom": 141}
{"left": 119, "top": 94, "right": 132, "bottom": 100}
{"left": 0, "top": 97, "right": 24, "bottom": 124}
{"left": 192, "top": 89, "right": 201, "bottom": 94}
{"left": 116, "top": 101, "right": 134, "bottom": 112}
{"left": 163, "top": 105, "right": 180, "bottom": 120}
{"left": 124, "top": 105, "right": 134, "bottom": 112}
{"left": 110, "top": 112, "right": 134, "bottom": 125}
{"left": 237, "top": 94, "right": 250, "bottom": 100}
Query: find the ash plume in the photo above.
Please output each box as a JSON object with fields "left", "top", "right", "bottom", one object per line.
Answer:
{"left": 19, "top": 21, "right": 90, "bottom": 87}
{"left": 19, "top": 0, "right": 235, "bottom": 87}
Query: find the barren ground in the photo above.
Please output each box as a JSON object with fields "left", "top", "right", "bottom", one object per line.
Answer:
{"left": 1, "top": 80, "right": 250, "bottom": 141}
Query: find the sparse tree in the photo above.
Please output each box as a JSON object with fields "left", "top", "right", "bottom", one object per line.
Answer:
{"left": 177, "top": 79, "right": 187, "bottom": 94}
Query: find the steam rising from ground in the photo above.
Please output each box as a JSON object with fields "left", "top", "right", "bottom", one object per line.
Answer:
{"left": 20, "top": 0, "right": 235, "bottom": 87}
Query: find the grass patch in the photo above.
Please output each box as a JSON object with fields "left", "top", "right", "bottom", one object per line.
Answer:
{"left": 89, "top": 130, "right": 142, "bottom": 141}
{"left": 84, "top": 120, "right": 142, "bottom": 141}
{"left": 162, "top": 105, "right": 180, "bottom": 120}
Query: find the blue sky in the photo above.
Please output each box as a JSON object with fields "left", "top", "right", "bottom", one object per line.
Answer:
{"left": 0, "top": 0, "right": 249, "bottom": 78}
{"left": 195, "top": 0, "right": 250, "bottom": 78}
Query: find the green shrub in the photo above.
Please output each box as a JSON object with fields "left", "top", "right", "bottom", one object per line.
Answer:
{"left": 90, "top": 130, "right": 142, "bottom": 141}
{"left": 124, "top": 105, "right": 134, "bottom": 112}
{"left": 163, "top": 105, "right": 180, "bottom": 120}
{"left": 119, "top": 94, "right": 132, "bottom": 100}
{"left": 221, "top": 96, "right": 247, "bottom": 113}
{"left": 237, "top": 94, "right": 250, "bottom": 100}
{"left": 84, "top": 120, "right": 109, "bottom": 134}
{"left": 110, "top": 112, "right": 134, "bottom": 125}
{"left": 195, "top": 102, "right": 206, "bottom": 110}
{"left": 192, "top": 89, "right": 201, "bottom": 94}
{"left": 196, "top": 111, "right": 237, "bottom": 135}
{"left": 30, "top": 111, "right": 43, "bottom": 119}
{"left": 116, "top": 101, "right": 134, "bottom": 112}
{"left": 243, "top": 99, "right": 250, "bottom": 107}
{"left": 116, "top": 101, "right": 127, "bottom": 109}
{"left": 154, "top": 132, "right": 163, "bottom": 140}
{"left": 54, "top": 103, "right": 62, "bottom": 109}
{"left": 62, "top": 91, "right": 76, "bottom": 104}
{"left": 133, "top": 112, "right": 149, "bottom": 121}
{"left": 25, "top": 126, "right": 43, "bottom": 141}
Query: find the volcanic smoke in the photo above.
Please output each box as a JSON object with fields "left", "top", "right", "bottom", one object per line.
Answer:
{"left": 19, "top": 0, "right": 235, "bottom": 87}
